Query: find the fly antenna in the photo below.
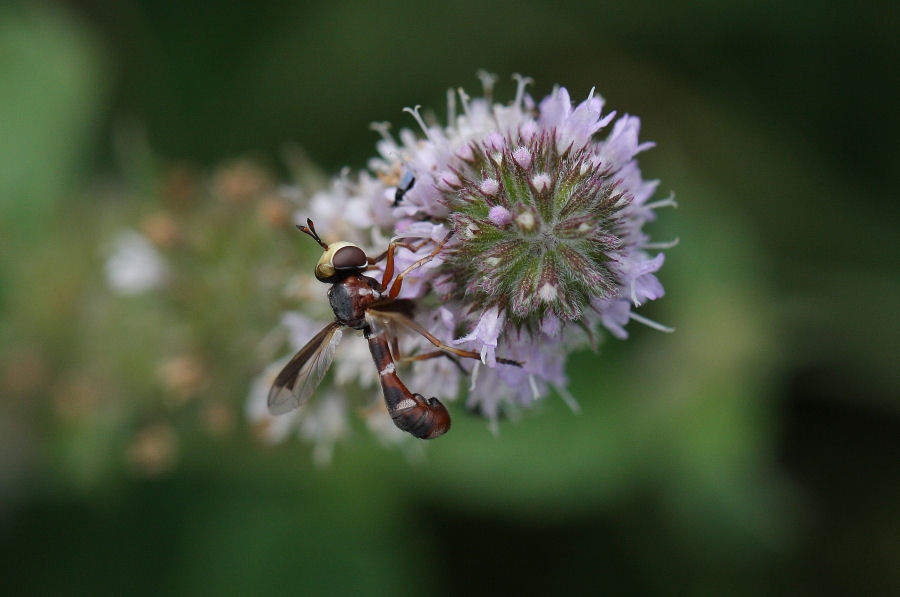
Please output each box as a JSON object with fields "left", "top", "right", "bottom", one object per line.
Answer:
{"left": 297, "top": 218, "right": 328, "bottom": 249}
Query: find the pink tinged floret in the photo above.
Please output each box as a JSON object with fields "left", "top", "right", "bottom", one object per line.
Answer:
{"left": 531, "top": 173, "right": 551, "bottom": 192}
{"left": 538, "top": 86, "right": 572, "bottom": 128}
{"left": 557, "top": 93, "right": 616, "bottom": 152}
{"left": 428, "top": 222, "right": 451, "bottom": 242}
{"left": 616, "top": 161, "right": 660, "bottom": 207}
{"left": 438, "top": 307, "right": 455, "bottom": 330}
{"left": 438, "top": 170, "right": 461, "bottom": 190}
{"left": 622, "top": 252, "right": 666, "bottom": 306}
{"left": 454, "top": 306, "right": 504, "bottom": 366}
{"left": 596, "top": 298, "right": 632, "bottom": 340}
{"left": 480, "top": 178, "right": 500, "bottom": 195}
{"left": 489, "top": 339, "right": 566, "bottom": 403}
{"left": 540, "top": 312, "right": 562, "bottom": 337}
{"left": 488, "top": 205, "right": 513, "bottom": 227}
{"left": 512, "top": 146, "right": 532, "bottom": 169}
{"left": 485, "top": 132, "right": 505, "bottom": 152}
{"left": 519, "top": 120, "right": 539, "bottom": 142}
{"left": 629, "top": 253, "right": 666, "bottom": 305}
{"left": 634, "top": 272, "right": 665, "bottom": 303}
{"left": 455, "top": 143, "right": 475, "bottom": 161}
{"left": 399, "top": 220, "right": 448, "bottom": 243}
{"left": 600, "top": 116, "right": 656, "bottom": 173}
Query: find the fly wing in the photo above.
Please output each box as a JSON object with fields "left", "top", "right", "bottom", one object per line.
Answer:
{"left": 267, "top": 321, "right": 343, "bottom": 416}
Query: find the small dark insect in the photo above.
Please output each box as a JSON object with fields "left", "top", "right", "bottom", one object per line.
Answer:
{"left": 393, "top": 170, "right": 415, "bottom": 206}
{"left": 267, "top": 218, "right": 522, "bottom": 440}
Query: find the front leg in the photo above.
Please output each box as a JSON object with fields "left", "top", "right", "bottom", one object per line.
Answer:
{"left": 368, "top": 238, "right": 435, "bottom": 292}
{"left": 387, "top": 231, "right": 454, "bottom": 299}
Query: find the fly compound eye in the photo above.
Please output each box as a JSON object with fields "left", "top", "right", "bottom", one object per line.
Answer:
{"left": 315, "top": 241, "right": 365, "bottom": 281}
{"left": 332, "top": 245, "right": 367, "bottom": 270}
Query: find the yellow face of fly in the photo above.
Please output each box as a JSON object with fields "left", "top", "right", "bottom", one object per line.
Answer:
{"left": 314, "top": 241, "right": 367, "bottom": 281}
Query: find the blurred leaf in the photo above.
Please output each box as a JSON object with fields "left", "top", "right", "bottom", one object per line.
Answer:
{"left": 0, "top": 3, "right": 106, "bottom": 244}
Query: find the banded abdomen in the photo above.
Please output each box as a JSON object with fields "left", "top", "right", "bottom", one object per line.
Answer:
{"left": 364, "top": 324, "right": 450, "bottom": 439}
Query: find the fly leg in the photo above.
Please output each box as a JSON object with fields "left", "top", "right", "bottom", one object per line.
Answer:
{"left": 387, "top": 231, "right": 454, "bottom": 299}
{"left": 366, "top": 309, "right": 523, "bottom": 367}
{"left": 385, "top": 325, "right": 466, "bottom": 374}
{"left": 396, "top": 350, "right": 467, "bottom": 374}
{"left": 365, "top": 238, "right": 434, "bottom": 291}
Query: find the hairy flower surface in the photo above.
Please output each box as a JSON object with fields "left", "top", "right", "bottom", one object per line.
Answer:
{"left": 249, "top": 74, "right": 675, "bottom": 450}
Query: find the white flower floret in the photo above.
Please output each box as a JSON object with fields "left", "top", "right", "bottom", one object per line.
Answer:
{"left": 104, "top": 230, "right": 167, "bottom": 295}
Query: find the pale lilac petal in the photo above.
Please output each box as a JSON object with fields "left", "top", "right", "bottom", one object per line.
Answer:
{"left": 454, "top": 306, "right": 504, "bottom": 366}
{"left": 598, "top": 299, "right": 632, "bottom": 340}
{"left": 489, "top": 205, "right": 512, "bottom": 227}
{"left": 538, "top": 86, "right": 572, "bottom": 128}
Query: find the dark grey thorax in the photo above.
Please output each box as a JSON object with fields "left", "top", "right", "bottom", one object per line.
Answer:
{"left": 327, "top": 273, "right": 381, "bottom": 329}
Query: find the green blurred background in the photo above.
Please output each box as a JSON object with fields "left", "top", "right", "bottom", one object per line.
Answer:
{"left": 1, "top": 0, "right": 897, "bottom": 594}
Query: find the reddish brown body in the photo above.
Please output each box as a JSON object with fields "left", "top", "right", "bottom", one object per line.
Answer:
{"left": 267, "top": 218, "right": 519, "bottom": 441}
{"left": 365, "top": 325, "right": 451, "bottom": 439}
{"left": 327, "top": 272, "right": 451, "bottom": 439}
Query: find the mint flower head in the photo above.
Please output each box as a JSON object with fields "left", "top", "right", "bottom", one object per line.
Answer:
{"left": 439, "top": 105, "right": 641, "bottom": 327}
{"left": 249, "top": 73, "right": 675, "bottom": 449}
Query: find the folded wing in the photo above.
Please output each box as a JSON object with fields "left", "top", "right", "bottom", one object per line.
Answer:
{"left": 267, "top": 321, "right": 343, "bottom": 415}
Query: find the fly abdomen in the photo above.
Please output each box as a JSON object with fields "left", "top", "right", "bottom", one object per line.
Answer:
{"left": 390, "top": 393, "right": 451, "bottom": 439}
{"left": 365, "top": 324, "right": 451, "bottom": 440}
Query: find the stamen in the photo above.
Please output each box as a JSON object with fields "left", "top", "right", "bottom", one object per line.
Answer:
{"left": 645, "top": 192, "right": 678, "bottom": 210}
{"left": 457, "top": 88, "right": 472, "bottom": 120}
{"left": 469, "top": 361, "right": 480, "bottom": 392}
{"left": 512, "top": 73, "right": 534, "bottom": 110}
{"left": 488, "top": 417, "right": 500, "bottom": 437}
{"left": 402, "top": 105, "right": 434, "bottom": 142}
{"left": 446, "top": 88, "right": 456, "bottom": 124}
{"left": 369, "top": 121, "right": 394, "bottom": 144}
{"left": 528, "top": 375, "right": 540, "bottom": 400}
{"left": 629, "top": 311, "right": 675, "bottom": 333}
{"left": 477, "top": 69, "right": 497, "bottom": 102}
{"left": 556, "top": 385, "right": 582, "bottom": 414}
{"left": 641, "top": 237, "right": 680, "bottom": 250}
{"left": 587, "top": 86, "right": 596, "bottom": 101}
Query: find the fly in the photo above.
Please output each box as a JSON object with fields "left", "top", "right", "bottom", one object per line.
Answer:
{"left": 268, "top": 218, "right": 521, "bottom": 439}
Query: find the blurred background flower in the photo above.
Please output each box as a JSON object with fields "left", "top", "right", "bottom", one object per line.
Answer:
{"left": 0, "top": 1, "right": 897, "bottom": 595}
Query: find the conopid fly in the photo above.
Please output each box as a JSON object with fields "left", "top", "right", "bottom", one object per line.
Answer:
{"left": 267, "top": 218, "right": 521, "bottom": 439}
